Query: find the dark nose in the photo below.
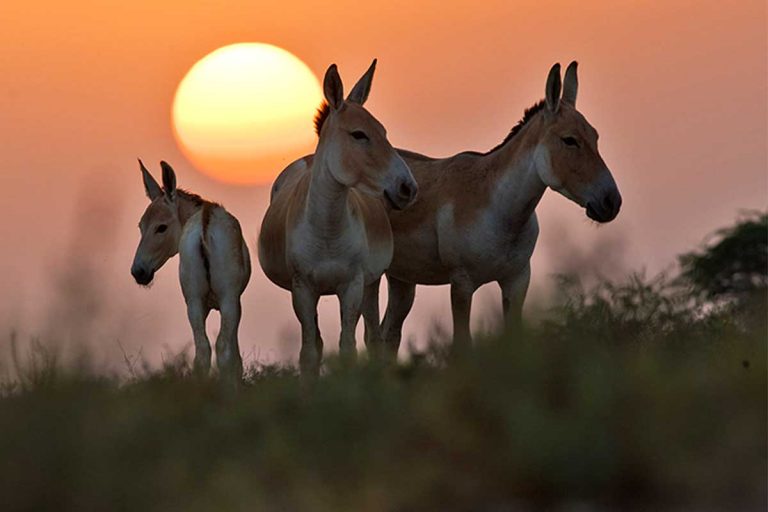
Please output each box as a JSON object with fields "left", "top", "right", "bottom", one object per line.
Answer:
{"left": 602, "top": 190, "right": 622, "bottom": 219}
{"left": 586, "top": 190, "right": 622, "bottom": 223}
{"left": 131, "top": 265, "right": 153, "bottom": 285}
{"left": 397, "top": 179, "right": 418, "bottom": 206}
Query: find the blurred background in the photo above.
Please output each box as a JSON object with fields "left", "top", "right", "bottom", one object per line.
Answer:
{"left": 0, "top": 0, "right": 765, "bottom": 368}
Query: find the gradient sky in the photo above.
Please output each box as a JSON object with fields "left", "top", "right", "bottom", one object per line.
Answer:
{"left": 1, "top": 0, "right": 765, "bottom": 368}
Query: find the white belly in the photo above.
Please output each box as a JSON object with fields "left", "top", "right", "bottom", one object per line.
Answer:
{"left": 438, "top": 205, "right": 539, "bottom": 286}
{"left": 288, "top": 219, "right": 369, "bottom": 294}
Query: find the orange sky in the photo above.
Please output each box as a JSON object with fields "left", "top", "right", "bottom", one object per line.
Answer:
{"left": 1, "top": 0, "right": 765, "bottom": 367}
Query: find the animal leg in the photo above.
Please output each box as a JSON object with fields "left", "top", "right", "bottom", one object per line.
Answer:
{"left": 450, "top": 275, "right": 476, "bottom": 349}
{"left": 216, "top": 296, "right": 244, "bottom": 384}
{"left": 292, "top": 279, "right": 322, "bottom": 376}
{"left": 381, "top": 275, "right": 416, "bottom": 358}
{"left": 499, "top": 264, "right": 531, "bottom": 334}
{"left": 186, "top": 299, "right": 212, "bottom": 375}
{"left": 337, "top": 273, "right": 364, "bottom": 361}
{"left": 362, "top": 278, "right": 384, "bottom": 357}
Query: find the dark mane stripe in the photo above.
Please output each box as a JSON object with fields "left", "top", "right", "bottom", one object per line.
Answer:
{"left": 176, "top": 189, "right": 206, "bottom": 206}
{"left": 200, "top": 203, "right": 213, "bottom": 286}
{"left": 316, "top": 99, "right": 545, "bottom": 153}
{"left": 486, "top": 99, "right": 547, "bottom": 154}
{"left": 314, "top": 101, "right": 330, "bottom": 136}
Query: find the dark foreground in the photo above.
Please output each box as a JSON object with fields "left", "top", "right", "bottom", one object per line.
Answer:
{"left": 2, "top": 214, "right": 767, "bottom": 511}
{"left": 1, "top": 282, "right": 765, "bottom": 512}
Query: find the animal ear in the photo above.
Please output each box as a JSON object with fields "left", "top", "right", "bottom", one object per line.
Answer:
{"left": 347, "top": 58, "right": 377, "bottom": 105}
{"left": 160, "top": 161, "right": 177, "bottom": 202}
{"left": 562, "top": 61, "right": 578, "bottom": 107}
{"left": 323, "top": 64, "right": 344, "bottom": 110}
{"left": 139, "top": 159, "right": 162, "bottom": 200}
{"left": 545, "top": 63, "right": 562, "bottom": 113}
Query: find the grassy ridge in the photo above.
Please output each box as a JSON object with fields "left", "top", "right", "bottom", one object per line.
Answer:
{"left": 1, "top": 274, "right": 765, "bottom": 511}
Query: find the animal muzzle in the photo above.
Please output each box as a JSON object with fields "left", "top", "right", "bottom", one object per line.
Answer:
{"left": 385, "top": 177, "right": 418, "bottom": 210}
{"left": 131, "top": 264, "right": 155, "bottom": 286}
{"left": 384, "top": 156, "right": 418, "bottom": 210}
{"left": 586, "top": 188, "right": 622, "bottom": 223}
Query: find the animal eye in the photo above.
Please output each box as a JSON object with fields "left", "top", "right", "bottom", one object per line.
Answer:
{"left": 350, "top": 130, "right": 369, "bottom": 141}
{"left": 155, "top": 224, "right": 168, "bottom": 234}
{"left": 562, "top": 136, "right": 579, "bottom": 147}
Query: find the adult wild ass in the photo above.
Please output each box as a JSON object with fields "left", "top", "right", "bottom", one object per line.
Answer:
{"left": 381, "top": 61, "right": 622, "bottom": 351}
{"left": 131, "top": 160, "right": 251, "bottom": 381}
{"left": 259, "top": 61, "right": 418, "bottom": 374}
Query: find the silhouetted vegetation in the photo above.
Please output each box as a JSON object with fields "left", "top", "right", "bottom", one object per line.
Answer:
{"left": 680, "top": 211, "right": 767, "bottom": 301}
{"left": 0, "top": 215, "right": 765, "bottom": 511}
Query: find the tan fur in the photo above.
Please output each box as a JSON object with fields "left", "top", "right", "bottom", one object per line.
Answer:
{"left": 131, "top": 161, "right": 251, "bottom": 383}
{"left": 258, "top": 61, "right": 417, "bottom": 375}
{"left": 260, "top": 162, "right": 392, "bottom": 291}
{"left": 379, "top": 62, "right": 622, "bottom": 351}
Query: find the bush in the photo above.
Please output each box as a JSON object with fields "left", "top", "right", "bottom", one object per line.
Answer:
{"left": 0, "top": 214, "right": 765, "bottom": 511}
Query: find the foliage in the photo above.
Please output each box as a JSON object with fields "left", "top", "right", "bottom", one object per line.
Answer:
{"left": 1, "top": 283, "right": 765, "bottom": 511}
{"left": 0, "top": 214, "right": 765, "bottom": 511}
{"left": 679, "top": 211, "right": 767, "bottom": 303}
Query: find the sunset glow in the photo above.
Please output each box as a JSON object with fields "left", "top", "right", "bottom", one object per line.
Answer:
{"left": 1, "top": 0, "right": 764, "bottom": 372}
{"left": 172, "top": 43, "right": 323, "bottom": 185}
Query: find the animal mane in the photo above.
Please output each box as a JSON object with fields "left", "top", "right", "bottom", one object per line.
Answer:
{"left": 175, "top": 189, "right": 221, "bottom": 210}
{"left": 200, "top": 203, "right": 213, "bottom": 285}
{"left": 314, "top": 101, "right": 330, "bottom": 136}
{"left": 315, "top": 99, "right": 547, "bottom": 152}
{"left": 176, "top": 189, "right": 206, "bottom": 206}
{"left": 486, "top": 99, "right": 547, "bottom": 154}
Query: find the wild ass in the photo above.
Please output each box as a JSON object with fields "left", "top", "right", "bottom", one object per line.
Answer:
{"left": 258, "top": 61, "right": 418, "bottom": 374}
{"left": 131, "top": 160, "right": 251, "bottom": 380}
{"left": 379, "top": 61, "right": 622, "bottom": 352}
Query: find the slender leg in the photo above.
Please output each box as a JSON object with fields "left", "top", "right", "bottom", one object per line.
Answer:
{"left": 381, "top": 275, "right": 416, "bottom": 358}
{"left": 216, "top": 296, "right": 244, "bottom": 384}
{"left": 337, "top": 273, "right": 364, "bottom": 361}
{"left": 187, "top": 299, "right": 212, "bottom": 375}
{"left": 362, "top": 278, "right": 384, "bottom": 357}
{"left": 450, "top": 274, "right": 476, "bottom": 349}
{"left": 499, "top": 264, "right": 531, "bottom": 334}
{"left": 314, "top": 315, "right": 323, "bottom": 361}
{"left": 292, "top": 279, "right": 322, "bottom": 376}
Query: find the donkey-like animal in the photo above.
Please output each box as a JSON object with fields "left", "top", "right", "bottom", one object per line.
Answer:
{"left": 258, "top": 61, "right": 418, "bottom": 374}
{"left": 379, "top": 62, "right": 622, "bottom": 351}
{"left": 131, "top": 161, "right": 251, "bottom": 380}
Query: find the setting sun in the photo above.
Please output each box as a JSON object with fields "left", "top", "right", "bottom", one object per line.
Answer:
{"left": 172, "top": 43, "right": 323, "bottom": 185}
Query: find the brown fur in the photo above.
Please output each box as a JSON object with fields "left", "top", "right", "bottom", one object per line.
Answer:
{"left": 314, "top": 101, "right": 331, "bottom": 136}
{"left": 259, "top": 149, "right": 394, "bottom": 292}
{"left": 486, "top": 99, "right": 547, "bottom": 154}
{"left": 258, "top": 61, "right": 417, "bottom": 373}
{"left": 200, "top": 202, "right": 214, "bottom": 285}
{"left": 391, "top": 110, "right": 546, "bottom": 235}
{"left": 387, "top": 101, "right": 610, "bottom": 286}
{"left": 132, "top": 161, "right": 252, "bottom": 381}
{"left": 175, "top": 190, "right": 218, "bottom": 226}
{"left": 380, "top": 62, "right": 622, "bottom": 352}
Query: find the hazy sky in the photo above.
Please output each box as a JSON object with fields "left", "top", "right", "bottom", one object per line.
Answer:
{"left": 1, "top": 1, "right": 765, "bottom": 368}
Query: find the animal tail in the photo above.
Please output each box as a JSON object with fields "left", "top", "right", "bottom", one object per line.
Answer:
{"left": 200, "top": 203, "right": 213, "bottom": 286}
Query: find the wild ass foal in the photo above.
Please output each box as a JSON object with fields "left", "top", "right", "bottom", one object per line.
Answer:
{"left": 382, "top": 62, "right": 622, "bottom": 351}
{"left": 131, "top": 161, "right": 251, "bottom": 380}
{"left": 259, "top": 61, "right": 417, "bottom": 374}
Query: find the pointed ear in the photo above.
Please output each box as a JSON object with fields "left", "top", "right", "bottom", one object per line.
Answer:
{"left": 545, "top": 63, "right": 562, "bottom": 113}
{"left": 139, "top": 159, "right": 162, "bottom": 200}
{"left": 562, "top": 61, "right": 578, "bottom": 107}
{"left": 347, "top": 58, "right": 377, "bottom": 105}
{"left": 323, "top": 64, "right": 344, "bottom": 110}
{"left": 160, "top": 161, "right": 177, "bottom": 202}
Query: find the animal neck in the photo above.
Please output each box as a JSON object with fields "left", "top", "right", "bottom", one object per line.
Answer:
{"left": 305, "top": 156, "right": 351, "bottom": 237}
{"left": 483, "top": 121, "right": 548, "bottom": 230}
{"left": 176, "top": 193, "right": 206, "bottom": 229}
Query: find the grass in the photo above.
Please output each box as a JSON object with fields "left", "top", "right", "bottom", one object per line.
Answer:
{"left": 1, "top": 272, "right": 765, "bottom": 512}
